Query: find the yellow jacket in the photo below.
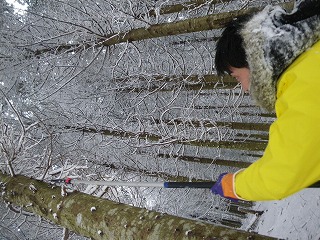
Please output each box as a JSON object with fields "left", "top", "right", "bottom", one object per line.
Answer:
{"left": 235, "top": 40, "right": 320, "bottom": 201}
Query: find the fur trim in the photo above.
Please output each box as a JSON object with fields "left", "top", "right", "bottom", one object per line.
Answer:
{"left": 240, "top": 5, "right": 320, "bottom": 112}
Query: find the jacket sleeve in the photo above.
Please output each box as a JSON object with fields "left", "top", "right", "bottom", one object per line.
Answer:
{"left": 234, "top": 42, "right": 320, "bottom": 201}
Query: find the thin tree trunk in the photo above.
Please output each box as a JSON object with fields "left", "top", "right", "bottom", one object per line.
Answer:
{"left": 32, "top": 9, "right": 247, "bottom": 56}
{"left": 118, "top": 2, "right": 293, "bottom": 45}
{"left": 99, "top": 162, "right": 207, "bottom": 183}
{"left": 240, "top": 112, "right": 276, "bottom": 118}
{"left": 60, "top": 125, "right": 268, "bottom": 151}
{"left": 114, "top": 75, "right": 237, "bottom": 92}
{"left": 153, "top": 118, "right": 270, "bottom": 132}
{"left": 139, "top": 0, "right": 232, "bottom": 18}
{"left": 141, "top": 0, "right": 294, "bottom": 17}
{"left": 0, "top": 173, "right": 275, "bottom": 240}
{"left": 28, "top": 2, "right": 294, "bottom": 58}
{"left": 171, "top": 36, "right": 218, "bottom": 45}
{"left": 235, "top": 133, "right": 269, "bottom": 141}
{"left": 103, "top": 8, "right": 257, "bottom": 45}
{"left": 19, "top": 1, "right": 295, "bottom": 63}
{"left": 157, "top": 153, "right": 252, "bottom": 168}
{"left": 62, "top": 228, "right": 70, "bottom": 240}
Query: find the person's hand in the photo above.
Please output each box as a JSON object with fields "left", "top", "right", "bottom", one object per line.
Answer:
{"left": 211, "top": 173, "right": 239, "bottom": 202}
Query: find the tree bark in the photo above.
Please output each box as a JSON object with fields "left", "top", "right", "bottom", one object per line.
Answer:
{"left": 113, "top": 75, "right": 238, "bottom": 92}
{"left": 24, "top": 1, "right": 294, "bottom": 58}
{"left": 101, "top": 2, "right": 293, "bottom": 46}
{"left": 60, "top": 125, "right": 268, "bottom": 151}
{"left": 28, "top": 2, "right": 295, "bottom": 58}
{"left": 0, "top": 173, "right": 275, "bottom": 239}
{"left": 30, "top": 9, "right": 252, "bottom": 57}
{"left": 157, "top": 153, "right": 252, "bottom": 168}
{"left": 139, "top": 0, "right": 232, "bottom": 18}
{"left": 104, "top": 9, "right": 253, "bottom": 45}
{"left": 152, "top": 118, "right": 270, "bottom": 132}
{"left": 98, "top": 162, "right": 208, "bottom": 183}
{"left": 142, "top": 0, "right": 294, "bottom": 17}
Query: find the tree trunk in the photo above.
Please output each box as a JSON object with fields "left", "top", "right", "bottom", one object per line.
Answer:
{"left": 0, "top": 173, "right": 275, "bottom": 239}
{"left": 31, "top": 9, "right": 251, "bottom": 57}
{"left": 140, "top": 0, "right": 232, "bottom": 18}
{"left": 141, "top": 0, "right": 294, "bottom": 17}
{"left": 28, "top": 2, "right": 294, "bottom": 58}
{"left": 152, "top": 118, "right": 270, "bottom": 132}
{"left": 102, "top": 2, "right": 293, "bottom": 46}
{"left": 98, "top": 162, "right": 208, "bottom": 183}
{"left": 59, "top": 125, "right": 268, "bottom": 151}
{"left": 113, "top": 75, "right": 238, "bottom": 92}
{"left": 157, "top": 153, "right": 252, "bottom": 168}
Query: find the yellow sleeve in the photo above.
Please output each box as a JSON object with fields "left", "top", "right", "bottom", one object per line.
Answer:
{"left": 235, "top": 41, "right": 320, "bottom": 201}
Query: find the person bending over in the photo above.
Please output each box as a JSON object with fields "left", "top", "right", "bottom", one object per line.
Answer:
{"left": 211, "top": 0, "right": 320, "bottom": 201}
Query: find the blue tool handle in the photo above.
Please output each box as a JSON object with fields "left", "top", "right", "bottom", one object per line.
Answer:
{"left": 164, "top": 181, "right": 215, "bottom": 189}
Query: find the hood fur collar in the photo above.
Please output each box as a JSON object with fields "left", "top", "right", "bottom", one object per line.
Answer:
{"left": 240, "top": 5, "right": 320, "bottom": 112}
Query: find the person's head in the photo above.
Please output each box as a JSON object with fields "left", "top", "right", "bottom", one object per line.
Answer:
{"left": 215, "top": 15, "right": 251, "bottom": 91}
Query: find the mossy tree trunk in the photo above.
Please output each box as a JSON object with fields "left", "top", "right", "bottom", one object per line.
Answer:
{"left": 31, "top": 9, "right": 250, "bottom": 57}
{"left": 30, "top": 2, "right": 294, "bottom": 58}
{"left": 57, "top": 125, "right": 268, "bottom": 151}
{"left": 157, "top": 153, "right": 252, "bottom": 168}
{"left": 138, "top": 0, "right": 233, "bottom": 18}
{"left": 0, "top": 173, "right": 275, "bottom": 239}
{"left": 141, "top": 0, "right": 294, "bottom": 17}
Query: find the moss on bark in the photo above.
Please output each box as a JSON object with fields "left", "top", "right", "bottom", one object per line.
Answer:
{"left": 0, "top": 173, "right": 275, "bottom": 239}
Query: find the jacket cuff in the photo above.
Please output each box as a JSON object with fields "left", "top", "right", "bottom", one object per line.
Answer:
{"left": 222, "top": 169, "right": 246, "bottom": 200}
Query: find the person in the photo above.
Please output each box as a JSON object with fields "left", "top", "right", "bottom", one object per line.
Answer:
{"left": 211, "top": 0, "right": 320, "bottom": 201}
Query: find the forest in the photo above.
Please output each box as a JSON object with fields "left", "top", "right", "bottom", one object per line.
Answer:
{"left": 0, "top": 0, "right": 297, "bottom": 239}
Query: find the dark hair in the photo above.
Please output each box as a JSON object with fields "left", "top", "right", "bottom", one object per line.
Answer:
{"left": 214, "top": 15, "right": 251, "bottom": 75}
{"left": 214, "top": 0, "right": 320, "bottom": 75}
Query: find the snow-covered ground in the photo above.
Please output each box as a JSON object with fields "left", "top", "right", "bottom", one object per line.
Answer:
{"left": 252, "top": 189, "right": 320, "bottom": 239}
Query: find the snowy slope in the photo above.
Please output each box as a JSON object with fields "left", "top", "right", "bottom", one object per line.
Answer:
{"left": 252, "top": 189, "right": 320, "bottom": 239}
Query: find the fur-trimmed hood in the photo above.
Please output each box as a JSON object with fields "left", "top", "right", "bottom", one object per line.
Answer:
{"left": 240, "top": 5, "right": 320, "bottom": 112}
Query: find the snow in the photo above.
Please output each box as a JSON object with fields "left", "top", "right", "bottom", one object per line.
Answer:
{"left": 57, "top": 202, "right": 62, "bottom": 210}
{"left": 76, "top": 213, "right": 82, "bottom": 225}
{"left": 1, "top": 1, "right": 319, "bottom": 239}
{"left": 5, "top": 0, "right": 28, "bottom": 14}
{"left": 185, "top": 230, "right": 192, "bottom": 236}
{"left": 61, "top": 186, "right": 67, "bottom": 197}
{"left": 28, "top": 184, "right": 37, "bottom": 193}
{"left": 252, "top": 188, "right": 320, "bottom": 239}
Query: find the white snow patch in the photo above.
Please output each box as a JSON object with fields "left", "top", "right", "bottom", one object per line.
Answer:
{"left": 29, "top": 184, "right": 37, "bottom": 193}
{"left": 251, "top": 188, "right": 320, "bottom": 239}
{"left": 5, "top": 0, "right": 28, "bottom": 14}
{"left": 57, "top": 202, "right": 62, "bottom": 210}
{"left": 61, "top": 186, "right": 67, "bottom": 197}
{"left": 76, "top": 213, "right": 82, "bottom": 225}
